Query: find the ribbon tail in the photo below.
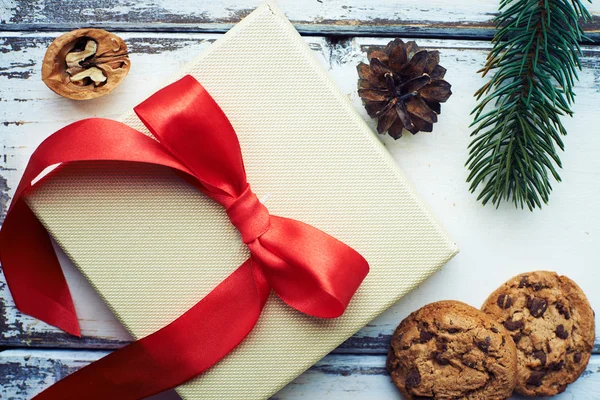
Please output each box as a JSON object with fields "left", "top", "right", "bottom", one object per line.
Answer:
{"left": 0, "top": 199, "right": 80, "bottom": 337}
{"left": 33, "top": 258, "right": 270, "bottom": 400}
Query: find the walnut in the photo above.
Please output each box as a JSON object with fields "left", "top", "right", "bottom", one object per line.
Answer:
{"left": 41, "top": 29, "right": 130, "bottom": 100}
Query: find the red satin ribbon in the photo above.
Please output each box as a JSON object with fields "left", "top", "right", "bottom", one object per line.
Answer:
{"left": 0, "top": 75, "right": 369, "bottom": 399}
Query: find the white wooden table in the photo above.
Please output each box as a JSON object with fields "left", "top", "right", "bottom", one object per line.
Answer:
{"left": 1, "top": 1, "right": 600, "bottom": 399}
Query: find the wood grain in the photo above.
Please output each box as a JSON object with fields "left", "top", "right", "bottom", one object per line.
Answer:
{"left": 1, "top": 349, "right": 599, "bottom": 399}
{"left": 2, "top": 2, "right": 599, "bottom": 398}
{"left": 0, "top": 0, "right": 599, "bottom": 39}
{"left": 1, "top": 32, "right": 599, "bottom": 355}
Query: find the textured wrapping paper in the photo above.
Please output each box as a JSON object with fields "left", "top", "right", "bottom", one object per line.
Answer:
{"left": 24, "top": 3, "right": 458, "bottom": 399}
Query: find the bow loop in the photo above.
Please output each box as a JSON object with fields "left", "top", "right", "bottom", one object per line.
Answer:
{"left": 134, "top": 75, "right": 248, "bottom": 198}
{"left": 226, "top": 185, "right": 270, "bottom": 243}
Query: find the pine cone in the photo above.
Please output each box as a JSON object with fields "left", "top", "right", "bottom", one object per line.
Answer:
{"left": 357, "top": 38, "right": 452, "bottom": 139}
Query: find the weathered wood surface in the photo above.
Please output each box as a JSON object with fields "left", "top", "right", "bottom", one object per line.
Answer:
{"left": 1, "top": 32, "right": 599, "bottom": 357}
{"left": 2, "top": 350, "right": 600, "bottom": 399}
{"left": 1, "top": 0, "right": 599, "bottom": 39}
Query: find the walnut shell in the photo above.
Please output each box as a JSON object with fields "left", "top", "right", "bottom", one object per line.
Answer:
{"left": 41, "top": 28, "right": 130, "bottom": 100}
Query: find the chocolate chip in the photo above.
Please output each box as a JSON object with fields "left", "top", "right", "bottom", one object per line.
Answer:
{"left": 574, "top": 352, "right": 583, "bottom": 363}
{"left": 555, "top": 325, "right": 569, "bottom": 339}
{"left": 414, "top": 397, "right": 434, "bottom": 400}
{"left": 556, "top": 302, "right": 571, "bottom": 320}
{"left": 447, "top": 328, "right": 460, "bottom": 334}
{"left": 532, "top": 282, "right": 543, "bottom": 291}
{"left": 491, "top": 327, "right": 499, "bottom": 333}
{"left": 477, "top": 336, "right": 492, "bottom": 353}
{"left": 497, "top": 293, "right": 513, "bottom": 309}
{"left": 519, "top": 276, "right": 530, "bottom": 288}
{"left": 419, "top": 330, "right": 434, "bottom": 343}
{"left": 550, "top": 360, "right": 565, "bottom": 371}
{"left": 503, "top": 318, "right": 524, "bottom": 331}
{"left": 433, "top": 351, "right": 450, "bottom": 365}
{"left": 512, "top": 332, "right": 523, "bottom": 344}
{"left": 527, "top": 371, "right": 545, "bottom": 387}
{"left": 532, "top": 350, "right": 547, "bottom": 365}
{"left": 405, "top": 368, "right": 421, "bottom": 388}
{"left": 527, "top": 297, "right": 548, "bottom": 318}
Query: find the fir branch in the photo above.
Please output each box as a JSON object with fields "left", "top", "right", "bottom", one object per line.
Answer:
{"left": 467, "top": 0, "right": 592, "bottom": 210}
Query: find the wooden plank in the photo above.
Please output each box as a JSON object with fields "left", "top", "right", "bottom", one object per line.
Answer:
{"left": 1, "top": 33, "right": 600, "bottom": 353}
{"left": 2, "top": 349, "right": 600, "bottom": 399}
{"left": 0, "top": 0, "right": 599, "bottom": 39}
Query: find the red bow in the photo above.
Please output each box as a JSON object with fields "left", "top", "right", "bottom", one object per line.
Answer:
{"left": 0, "top": 75, "right": 369, "bottom": 399}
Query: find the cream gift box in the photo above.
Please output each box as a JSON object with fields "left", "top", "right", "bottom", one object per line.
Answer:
{"left": 24, "top": 3, "right": 458, "bottom": 399}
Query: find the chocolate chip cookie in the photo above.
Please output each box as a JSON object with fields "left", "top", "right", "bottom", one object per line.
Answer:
{"left": 481, "top": 271, "right": 595, "bottom": 396}
{"left": 387, "top": 300, "right": 517, "bottom": 399}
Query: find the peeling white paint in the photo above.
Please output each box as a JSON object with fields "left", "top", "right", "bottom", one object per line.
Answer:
{"left": 1, "top": 350, "right": 599, "bottom": 399}
{"left": 0, "top": 0, "right": 18, "bottom": 23}
{"left": 2, "top": 0, "right": 599, "bottom": 40}
{"left": 3, "top": 0, "right": 600, "bottom": 26}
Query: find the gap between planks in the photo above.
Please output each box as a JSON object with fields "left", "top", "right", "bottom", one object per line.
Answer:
{"left": 0, "top": 23, "right": 501, "bottom": 41}
{"left": 2, "top": 24, "right": 600, "bottom": 43}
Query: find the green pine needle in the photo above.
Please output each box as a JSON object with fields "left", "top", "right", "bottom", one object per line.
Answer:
{"left": 467, "top": 0, "right": 592, "bottom": 210}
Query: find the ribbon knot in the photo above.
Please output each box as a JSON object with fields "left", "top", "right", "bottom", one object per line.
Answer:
{"left": 0, "top": 75, "right": 369, "bottom": 400}
{"left": 225, "top": 185, "right": 270, "bottom": 243}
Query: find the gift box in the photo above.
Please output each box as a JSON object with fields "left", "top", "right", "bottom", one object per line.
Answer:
{"left": 22, "top": 3, "right": 458, "bottom": 399}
